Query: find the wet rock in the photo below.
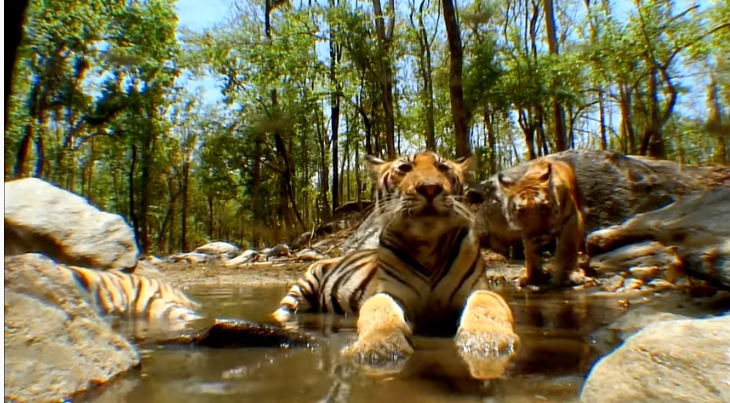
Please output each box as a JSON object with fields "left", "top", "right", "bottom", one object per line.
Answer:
{"left": 190, "top": 318, "right": 316, "bottom": 348}
{"left": 628, "top": 265, "right": 662, "bottom": 281}
{"left": 4, "top": 178, "right": 138, "bottom": 270}
{"left": 646, "top": 278, "right": 676, "bottom": 292}
{"left": 132, "top": 260, "right": 165, "bottom": 280}
{"left": 224, "top": 250, "right": 260, "bottom": 267}
{"left": 334, "top": 200, "right": 373, "bottom": 216}
{"left": 581, "top": 314, "right": 730, "bottom": 403}
{"left": 343, "top": 211, "right": 383, "bottom": 253}
{"left": 295, "top": 248, "right": 325, "bottom": 262}
{"left": 587, "top": 188, "right": 730, "bottom": 288}
{"left": 4, "top": 254, "right": 139, "bottom": 402}
{"left": 620, "top": 278, "right": 644, "bottom": 291}
{"left": 588, "top": 241, "right": 682, "bottom": 280}
{"left": 599, "top": 275, "right": 624, "bottom": 292}
{"left": 474, "top": 150, "right": 730, "bottom": 255}
{"left": 292, "top": 231, "right": 314, "bottom": 249}
{"left": 168, "top": 252, "right": 213, "bottom": 265}
{"left": 141, "top": 255, "right": 165, "bottom": 264}
{"left": 266, "top": 243, "right": 292, "bottom": 258}
{"left": 588, "top": 306, "right": 692, "bottom": 357}
{"left": 194, "top": 242, "right": 240, "bottom": 260}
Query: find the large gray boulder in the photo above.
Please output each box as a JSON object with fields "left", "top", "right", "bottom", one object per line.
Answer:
{"left": 4, "top": 254, "right": 140, "bottom": 402}
{"left": 580, "top": 314, "right": 730, "bottom": 403}
{"left": 588, "top": 188, "right": 730, "bottom": 287}
{"left": 5, "top": 178, "right": 139, "bottom": 270}
{"left": 473, "top": 150, "right": 730, "bottom": 256}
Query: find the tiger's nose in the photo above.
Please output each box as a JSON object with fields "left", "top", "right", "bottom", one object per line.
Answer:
{"left": 416, "top": 182, "right": 443, "bottom": 199}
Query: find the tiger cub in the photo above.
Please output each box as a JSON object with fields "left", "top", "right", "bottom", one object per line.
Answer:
{"left": 273, "top": 151, "right": 519, "bottom": 376}
{"left": 497, "top": 158, "right": 585, "bottom": 287}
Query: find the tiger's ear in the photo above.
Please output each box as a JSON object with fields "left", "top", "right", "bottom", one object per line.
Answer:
{"left": 364, "top": 154, "right": 389, "bottom": 179}
{"left": 537, "top": 162, "right": 552, "bottom": 183}
{"left": 454, "top": 153, "right": 474, "bottom": 173}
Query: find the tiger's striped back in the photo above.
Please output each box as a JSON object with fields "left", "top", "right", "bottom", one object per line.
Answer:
{"left": 62, "top": 265, "right": 202, "bottom": 322}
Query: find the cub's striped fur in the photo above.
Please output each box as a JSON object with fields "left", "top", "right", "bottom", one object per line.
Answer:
{"left": 497, "top": 158, "right": 585, "bottom": 287}
{"left": 273, "top": 151, "right": 519, "bottom": 376}
{"left": 61, "top": 265, "right": 202, "bottom": 322}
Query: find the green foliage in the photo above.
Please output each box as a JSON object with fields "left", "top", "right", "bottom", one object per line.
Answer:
{"left": 6, "top": 0, "right": 729, "bottom": 253}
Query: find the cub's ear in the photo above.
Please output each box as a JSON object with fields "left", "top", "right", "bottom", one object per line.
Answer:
{"left": 497, "top": 172, "right": 514, "bottom": 190}
{"left": 364, "top": 154, "right": 389, "bottom": 178}
{"left": 537, "top": 162, "right": 552, "bottom": 183}
{"left": 454, "top": 153, "right": 474, "bottom": 172}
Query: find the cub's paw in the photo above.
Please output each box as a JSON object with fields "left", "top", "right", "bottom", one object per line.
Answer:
{"left": 455, "top": 329, "right": 520, "bottom": 380}
{"left": 341, "top": 331, "right": 414, "bottom": 376}
{"left": 518, "top": 270, "right": 551, "bottom": 288}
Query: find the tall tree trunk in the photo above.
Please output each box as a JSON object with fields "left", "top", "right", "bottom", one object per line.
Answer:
{"left": 410, "top": 0, "right": 436, "bottom": 150}
{"left": 372, "top": 0, "right": 397, "bottom": 158}
{"left": 15, "top": 124, "right": 33, "bottom": 178}
{"left": 441, "top": 0, "right": 470, "bottom": 158}
{"left": 484, "top": 111, "right": 497, "bottom": 175}
{"left": 15, "top": 80, "right": 42, "bottom": 178}
{"left": 5, "top": 0, "right": 29, "bottom": 124}
{"left": 543, "top": 0, "right": 567, "bottom": 151}
{"left": 518, "top": 108, "right": 538, "bottom": 160}
{"left": 330, "top": 33, "right": 341, "bottom": 212}
{"left": 598, "top": 89, "right": 608, "bottom": 150}
{"left": 181, "top": 159, "right": 190, "bottom": 252}
{"left": 316, "top": 109, "right": 331, "bottom": 222}
{"left": 139, "top": 130, "right": 153, "bottom": 254}
{"left": 707, "top": 75, "right": 728, "bottom": 165}
{"left": 128, "top": 143, "right": 141, "bottom": 248}
{"left": 619, "top": 84, "right": 636, "bottom": 154}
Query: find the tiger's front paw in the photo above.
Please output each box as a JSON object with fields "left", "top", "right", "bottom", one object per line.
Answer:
{"left": 456, "top": 328, "right": 520, "bottom": 380}
{"left": 456, "top": 327, "right": 520, "bottom": 357}
{"left": 271, "top": 307, "right": 292, "bottom": 323}
{"left": 341, "top": 330, "right": 414, "bottom": 375}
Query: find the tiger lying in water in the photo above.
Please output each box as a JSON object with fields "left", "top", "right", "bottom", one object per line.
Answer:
{"left": 273, "top": 151, "right": 519, "bottom": 377}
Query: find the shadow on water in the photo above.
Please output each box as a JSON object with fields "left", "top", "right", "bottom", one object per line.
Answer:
{"left": 84, "top": 282, "right": 644, "bottom": 403}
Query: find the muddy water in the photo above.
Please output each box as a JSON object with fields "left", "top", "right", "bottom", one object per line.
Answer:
{"left": 85, "top": 283, "right": 643, "bottom": 403}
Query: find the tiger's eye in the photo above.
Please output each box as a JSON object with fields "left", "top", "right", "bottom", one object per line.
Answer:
{"left": 397, "top": 163, "right": 413, "bottom": 173}
{"left": 437, "top": 163, "right": 451, "bottom": 173}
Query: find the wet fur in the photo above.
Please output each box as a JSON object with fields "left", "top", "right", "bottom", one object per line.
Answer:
{"left": 497, "top": 158, "right": 585, "bottom": 287}
{"left": 273, "top": 151, "right": 519, "bottom": 377}
{"left": 63, "top": 265, "right": 201, "bottom": 322}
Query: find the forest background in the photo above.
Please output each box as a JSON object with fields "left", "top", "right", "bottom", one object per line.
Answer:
{"left": 4, "top": 0, "right": 729, "bottom": 253}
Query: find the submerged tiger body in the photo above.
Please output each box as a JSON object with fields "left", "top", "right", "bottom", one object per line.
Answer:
{"left": 274, "top": 151, "right": 519, "bottom": 377}
{"left": 497, "top": 158, "right": 585, "bottom": 287}
{"left": 61, "top": 265, "right": 202, "bottom": 322}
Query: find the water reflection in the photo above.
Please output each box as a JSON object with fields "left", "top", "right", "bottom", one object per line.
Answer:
{"left": 83, "top": 284, "right": 631, "bottom": 403}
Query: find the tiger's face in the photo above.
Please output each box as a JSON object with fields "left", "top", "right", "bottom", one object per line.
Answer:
{"left": 365, "top": 151, "right": 473, "bottom": 217}
{"left": 497, "top": 160, "right": 558, "bottom": 233}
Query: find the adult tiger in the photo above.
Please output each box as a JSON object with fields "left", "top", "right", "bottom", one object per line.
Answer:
{"left": 273, "top": 151, "right": 519, "bottom": 376}
{"left": 497, "top": 158, "right": 585, "bottom": 287}
{"left": 60, "top": 264, "right": 202, "bottom": 322}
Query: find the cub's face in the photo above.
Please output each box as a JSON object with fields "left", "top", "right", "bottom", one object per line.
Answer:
{"left": 365, "top": 151, "right": 472, "bottom": 216}
{"left": 497, "top": 161, "right": 556, "bottom": 231}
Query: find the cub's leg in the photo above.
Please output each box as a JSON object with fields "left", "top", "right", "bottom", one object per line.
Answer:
{"left": 519, "top": 237, "right": 550, "bottom": 286}
{"left": 341, "top": 293, "right": 414, "bottom": 371}
{"left": 554, "top": 213, "right": 584, "bottom": 286}
{"left": 455, "top": 290, "right": 520, "bottom": 380}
